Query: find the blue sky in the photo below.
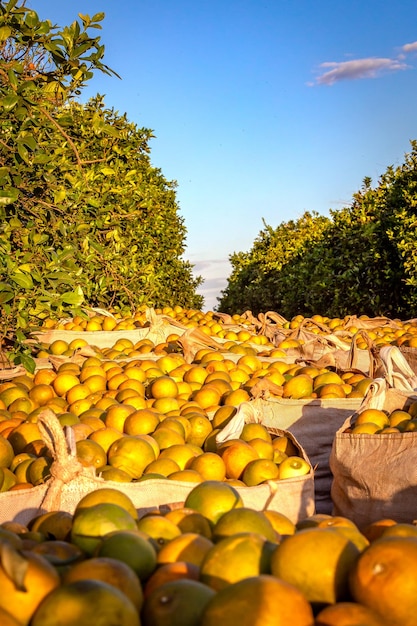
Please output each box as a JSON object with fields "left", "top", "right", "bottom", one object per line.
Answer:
{"left": 32, "top": 1, "right": 417, "bottom": 311}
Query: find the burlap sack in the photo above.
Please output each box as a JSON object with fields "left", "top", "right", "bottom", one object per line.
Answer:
{"left": 0, "top": 408, "right": 314, "bottom": 526}
{"left": 330, "top": 379, "right": 417, "bottom": 529}
{"left": 247, "top": 396, "right": 363, "bottom": 514}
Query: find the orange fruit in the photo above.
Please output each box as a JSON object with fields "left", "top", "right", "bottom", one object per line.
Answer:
{"left": 200, "top": 532, "right": 275, "bottom": 591}
{"left": 362, "top": 518, "right": 398, "bottom": 542}
{"left": 220, "top": 439, "right": 259, "bottom": 479}
{"left": 242, "top": 458, "right": 280, "bottom": 486}
{"left": 0, "top": 434, "right": 15, "bottom": 468}
{"left": 350, "top": 535, "right": 417, "bottom": 625}
{"left": 192, "top": 385, "right": 222, "bottom": 410}
{"left": 96, "top": 529, "right": 158, "bottom": 582}
{"left": 157, "top": 532, "right": 213, "bottom": 567}
{"left": 143, "top": 561, "right": 200, "bottom": 598}
{"left": 168, "top": 469, "right": 203, "bottom": 483}
{"left": 30, "top": 579, "right": 140, "bottom": 626}
{"left": 148, "top": 376, "right": 179, "bottom": 400}
{"left": 28, "top": 384, "right": 56, "bottom": 407}
{"left": 136, "top": 514, "right": 181, "bottom": 547}
{"left": 188, "top": 452, "right": 226, "bottom": 481}
{"left": 222, "top": 388, "right": 251, "bottom": 406}
{"left": 200, "top": 575, "right": 314, "bottom": 626}
{"left": 282, "top": 374, "right": 314, "bottom": 399}
{"left": 33, "top": 370, "right": 57, "bottom": 386}
{"left": 263, "top": 510, "right": 296, "bottom": 536}
{"left": 211, "top": 405, "right": 237, "bottom": 429}
{"left": 123, "top": 409, "right": 160, "bottom": 435}
{"left": 158, "top": 443, "right": 201, "bottom": 470}
{"left": 0, "top": 548, "right": 60, "bottom": 625}
{"left": 103, "top": 403, "right": 136, "bottom": 432}
{"left": 142, "top": 579, "right": 215, "bottom": 626}
{"left": 63, "top": 556, "right": 144, "bottom": 611}
{"left": 144, "top": 457, "right": 181, "bottom": 477}
{"left": 71, "top": 503, "right": 138, "bottom": 556}
{"left": 8, "top": 422, "right": 42, "bottom": 454}
{"left": 314, "top": 601, "right": 387, "bottom": 625}
{"left": 270, "top": 527, "right": 360, "bottom": 606}
{"left": 76, "top": 439, "right": 107, "bottom": 471}
{"left": 107, "top": 435, "right": 157, "bottom": 479}
{"left": 186, "top": 414, "right": 213, "bottom": 447}
{"left": 354, "top": 408, "right": 390, "bottom": 430}
{"left": 52, "top": 373, "right": 80, "bottom": 397}
{"left": 212, "top": 507, "right": 278, "bottom": 542}
{"left": 247, "top": 438, "right": 274, "bottom": 460}
{"left": 184, "top": 480, "right": 243, "bottom": 525}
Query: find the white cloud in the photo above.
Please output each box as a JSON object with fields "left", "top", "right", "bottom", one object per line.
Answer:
{"left": 313, "top": 57, "right": 408, "bottom": 86}
{"left": 311, "top": 39, "right": 417, "bottom": 86}
{"left": 402, "top": 41, "right": 417, "bottom": 53}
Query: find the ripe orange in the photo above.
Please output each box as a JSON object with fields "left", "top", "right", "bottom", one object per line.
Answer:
{"left": 188, "top": 452, "right": 226, "bottom": 481}
{"left": 143, "top": 561, "right": 200, "bottom": 598}
{"left": 63, "top": 556, "right": 144, "bottom": 612}
{"left": 186, "top": 415, "right": 213, "bottom": 447}
{"left": 242, "top": 458, "right": 280, "bottom": 486}
{"left": 314, "top": 601, "right": 387, "bottom": 626}
{"left": 349, "top": 535, "right": 417, "bottom": 625}
{"left": 103, "top": 403, "right": 136, "bottom": 432}
{"left": 71, "top": 503, "right": 138, "bottom": 556}
{"left": 158, "top": 443, "right": 201, "bottom": 470}
{"left": 0, "top": 548, "right": 60, "bottom": 625}
{"left": 354, "top": 409, "right": 390, "bottom": 430}
{"left": 142, "top": 579, "right": 215, "bottom": 626}
{"left": 212, "top": 507, "right": 278, "bottom": 542}
{"left": 136, "top": 514, "right": 181, "bottom": 546}
{"left": 282, "top": 374, "right": 314, "bottom": 399}
{"left": 148, "top": 376, "right": 179, "bottom": 400}
{"left": 271, "top": 527, "right": 360, "bottom": 606}
{"left": 220, "top": 439, "right": 259, "bottom": 479}
{"left": 30, "top": 579, "right": 140, "bottom": 626}
{"left": 74, "top": 487, "right": 138, "bottom": 520}
{"left": 107, "top": 435, "right": 157, "bottom": 478}
{"left": 157, "top": 532, "right": 213, "bottom": 567}
{"left": 200, "top": 574, "right": 314, "bottom": 626}
{"left": 183, "top": 480, "right": 243, "bottom": 525}
{"left": 52, "top": 372, "right": 80, "bottom": 397}
{"left": 96, "top": 529, "right": 158, "bottom": 582}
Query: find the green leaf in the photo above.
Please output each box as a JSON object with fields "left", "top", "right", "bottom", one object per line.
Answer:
{"left": 0, "top": 26, "right": 12, "bottom": 42}
{"left": 0, "top": 188, "right": 19, "bottom": 205}
{"left": 0, "top": 95, "right": 18, "bottom": 112}
{"left": 11, "top": 273, "right": 33, "bottom": 289}
{"left": 61, "top": 287, "right": 84, "bottom": 306}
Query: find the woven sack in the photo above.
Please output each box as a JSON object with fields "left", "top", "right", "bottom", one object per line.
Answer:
{"left": 330, "top": 378, "right": 417, "bottom": 529}
{"left": 0, "top": 408, "right": 314, "bottom": 526}
{"left": 247, "top": 396, "right": 363, "bottom": 514}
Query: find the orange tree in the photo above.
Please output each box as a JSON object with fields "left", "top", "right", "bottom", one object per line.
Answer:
{"left": 0, "top": 1, "right": 202, "bottom": 368}
{"left": 218, "top": 143, "right": 417, "bottom": 319}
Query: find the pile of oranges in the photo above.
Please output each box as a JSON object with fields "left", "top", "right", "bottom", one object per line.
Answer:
{"left": 0, "top": 483, "right": 415, "bottom": 625}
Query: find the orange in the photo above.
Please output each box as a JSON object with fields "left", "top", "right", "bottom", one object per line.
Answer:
{"left": 282, "top": 374, "right": 314, "bottom": 399}
{"left": 247, "top": 437, "right": 274, "bottom": 460}
{"left": 143, "top": 561, "right": 200, "bottom": 598}
{"left": 211, "top": 405, "right": 237, "bottom": 429}
{"left": 212, "top": 508, "right": 278, "bottom": 542}
{"left": 242, "top": 458, "right": 280, "bottom": 486}
{"left": 96, "top": 529, "right": 158, "bottom": 581}
{"left": 123, "top": 408, "right": 160, "bottom": 435}
{"left": 0, "top": 434, "right": 15, "bottom": 468}
{"left": 263, "top": 510, "right": 296, "bottom": 536}
{"left": 186, "top": 414, "right": 213, "bottom": 447}
{"left": 76, "top": 439, "right": 107, "bottom": 472}
{"left": 74, "top": 487, "right": 138, "bottom": 520}
{"left": 152, "top": 427, "right": 185, "bottom": 449}
{"left": 270, "top": 527, "right": 360, "bottom": 606}
{"left": 316, "top": 383, "right": 346, "bottom": 399}
{"left": 158, "top": 443, "right": 201, "bottom": 470}
{"left": 33, "top": 369, "right": 57, "bottom": 386}
{"left": 63, "top": 556, "right": 144, "bottom": 611}
{"left": 29, "top": 510, "right": 73, "bottom": 541}
{"left": 30, "top": 579, "right": 140, "bottom": 626}
{"left": 48, "top": 339, "right": 69, "bottom": 355}
{"left": 148, "top": 376, "right": 179, "bottom": 399}
{"left": 183, "top": 480, "right": 243, "bottom": 524}
{"left": 151, "top": 397, "right": 181, "bottom": 414}
{"left": 183, "top": 366, "right": 208, "bottom": 385}
{"left": 200, "top": 532, "right": 274, "bottom": 591}
{"left": 157, "top": 532, "right": 214, "bottom": 567}
{"left": 220, "top": 439, "right": 259, "bottom": 479}
{"left": 28, "top": 384, "right": 56, "bottom": 406}
{"left": 144, "top": 457, "right": 181, "bottom": 477}
{"left": 86, "top": 428, "right": 121, "bottom": 453}
{"left": 362, "top": 518, "right": 398, "bottom": 542}
{"left": 192, "top": 385, "right": 222, "bottom": 410}
{"left": 164, "top": 508, "right": 213, "bottom": 538}
{"left": 188, "top": 452, "right": 226, "bottom": 481}
{"left": 103, "top": 403, "right": 136, "bottom": 432}
{"left": 70, "top": 503, "right": 138, "bottom": 556}
{"left": 354, "top": 408, "right": 390, "bottom": 430}
{"left": 350, "top": 535, "right": 417, "bottom": 625}
{"left": 0, "top": 548, "right": 60, "bottom": 625}
{"left": 313, "top": 371, "right": 344, "bottom": 390}
{"left": 0, "top": 385, "right": 29, "bottom": 408}
{"left": 8, "top": 422, "right": 42, "bottom": 454}
{"left": 240, "top": 423, "right": 272, "bottom": 443}
{"left": 199, "top": 575, "right": 304, "bottom": 626}
{"left": 107, "top": 435, "right": 157, "bottom": 478}
{"left": 222, "top": 388, "right": 251, "bottom": 406}
{"left": 314, "top": 601, "right": 387, "bottom": 626}
{"left": 52, "top": 372, "right": 80, "bottom": 397}
{"left": 168, "top": 469, "right": 203, "bottom": 482}
{"left": 136, "top": 514, "right": 181, "bottom": 546}
{"left": 142, "top": 579, "right": 215, "bottom": 626}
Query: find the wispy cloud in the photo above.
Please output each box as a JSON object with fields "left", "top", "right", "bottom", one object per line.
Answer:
{"left": 311, "top": 40, "right": 417, "bottom": 86}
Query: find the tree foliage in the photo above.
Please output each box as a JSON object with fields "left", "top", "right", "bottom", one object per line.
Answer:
{"left": 218, "top": 142, "right": 417, "bottom": 319}
{"left": 0, "top": 1, "right": 203, "bottom": 364}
